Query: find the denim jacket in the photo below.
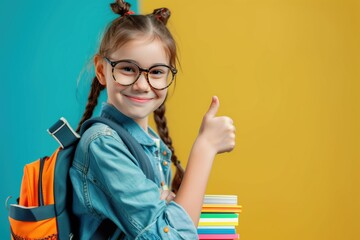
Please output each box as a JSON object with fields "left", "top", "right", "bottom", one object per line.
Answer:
{"left": 69, "top": 103, "right": 198, "bottom": 239}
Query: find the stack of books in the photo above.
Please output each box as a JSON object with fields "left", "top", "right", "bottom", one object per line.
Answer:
{"left": 198, "top": 195, "right": 242, "bottom": 239}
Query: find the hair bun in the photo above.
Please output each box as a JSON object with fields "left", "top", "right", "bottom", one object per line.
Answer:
{"left": 110, "top": 0, "right": 131, "bottom": 16}
{"left": 153, "top": 8, "right": 171, "bottom": 25}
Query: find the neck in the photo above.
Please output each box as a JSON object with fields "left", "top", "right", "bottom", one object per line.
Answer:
{"left": 134, "top": 117, "right": 149, "bottom": 133}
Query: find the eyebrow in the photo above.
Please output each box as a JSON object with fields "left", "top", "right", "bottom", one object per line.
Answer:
{"left": 112, "top": 58, "right": 170, "bottom": 67}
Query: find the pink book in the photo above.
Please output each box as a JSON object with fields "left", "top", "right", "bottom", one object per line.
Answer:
{"left": 198, "top": 234, "right": 240, "bottom": 239}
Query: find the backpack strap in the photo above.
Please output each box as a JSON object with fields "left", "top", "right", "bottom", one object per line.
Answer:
{"left": 42, "top": 117, "right": 79, "bottom": 207}
{"left": 38, "top": 157, "right": 46, "bottom": 206}
{"left": 48, "top": 117, "right": 80, "bottom": 149}
{"left": 81, "top": 117, "right": 155, "bottom": 182}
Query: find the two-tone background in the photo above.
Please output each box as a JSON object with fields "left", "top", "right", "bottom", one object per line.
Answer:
{"left": 1, "top": 0, "right": 359, "bottom": 239}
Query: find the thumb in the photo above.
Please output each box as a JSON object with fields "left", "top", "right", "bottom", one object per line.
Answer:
{"left": 205, "top": 96, "right": 220, "bottom": 118}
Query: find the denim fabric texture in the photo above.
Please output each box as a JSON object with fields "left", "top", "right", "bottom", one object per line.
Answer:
{"left": 70, "top": 103, "right": 198, "bottom": 239}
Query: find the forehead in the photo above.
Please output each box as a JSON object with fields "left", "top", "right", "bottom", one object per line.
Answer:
{"left": 110, "top": 37, "right": 170, "bottom": 67}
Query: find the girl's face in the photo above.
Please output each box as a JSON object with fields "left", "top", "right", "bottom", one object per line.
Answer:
{"left": 95, "top": 37, "right": 170, "bottom": 130}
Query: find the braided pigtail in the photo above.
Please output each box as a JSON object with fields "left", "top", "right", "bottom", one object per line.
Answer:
{"left": 154, "top": 104, "right": 184, "bottom": 193}
{"left": 76, "top": 77, "right": 105, "bottom": 132}
{"left": 151, "top": 7, "right": 181, "bottom": 192}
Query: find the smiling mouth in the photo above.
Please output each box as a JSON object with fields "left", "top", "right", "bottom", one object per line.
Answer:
{"left": 125, "top": 95, "right": 153, "bottom": 103}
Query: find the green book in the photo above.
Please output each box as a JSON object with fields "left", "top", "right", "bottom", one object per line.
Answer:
{"left": 200, "top": 213, "right": 238, "bottom": 219}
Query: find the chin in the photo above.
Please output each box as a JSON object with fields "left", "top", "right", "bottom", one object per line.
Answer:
{"left": 127, "top": 109, "right": 152, "bottom": 119}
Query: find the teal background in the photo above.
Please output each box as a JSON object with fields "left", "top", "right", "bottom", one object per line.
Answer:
{"left": 0, "top": 0, "right": 138, "bottom": 236}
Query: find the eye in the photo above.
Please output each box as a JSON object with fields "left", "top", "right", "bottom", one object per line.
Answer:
{"left": 122, "top": 66, "right": 136, "bottom": 72}
{"left": 149, "top": 66, "right": 169, "bottom": 79}
{"left": 115, "top": 62, "right": 138, "bottom": 75}
{"left": 150, "top": 69, "right": 164, "bottom": 75}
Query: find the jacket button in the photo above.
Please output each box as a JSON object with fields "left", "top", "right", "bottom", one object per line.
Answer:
{"left": 162, "top": 161, "right": 168, "bottom": 166}
{"left": 163, "top": 151, "right": 167, "bottom": 156}
{"left": 163, "top": 226, "right": 169, "bottom": 233}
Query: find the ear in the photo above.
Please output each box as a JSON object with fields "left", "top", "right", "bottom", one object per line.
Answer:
{"left": 94, "top": 55, "right": 107, "bottom": 86}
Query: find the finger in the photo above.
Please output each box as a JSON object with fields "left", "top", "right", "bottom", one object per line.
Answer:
{"left": 160, "top": 190, "right": 168, "bottom": 200}
{"left": 205, "top": 96, "right": 220, "bottom": 118}
{"left": 166, "top": 192, "right": 176, "bottom": 203}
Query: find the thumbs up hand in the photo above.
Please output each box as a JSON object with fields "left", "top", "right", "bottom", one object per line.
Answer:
{"left": 198, "top": 96, "right": 236, "bottom": 154}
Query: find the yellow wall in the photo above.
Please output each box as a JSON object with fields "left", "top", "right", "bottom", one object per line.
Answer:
{"left": 142, "top": 0, "right": 360, "bottom": 239}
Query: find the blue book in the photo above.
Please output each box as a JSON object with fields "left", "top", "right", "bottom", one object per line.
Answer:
{"left": 197, "top": 227, "right": 236, "bottom": 234}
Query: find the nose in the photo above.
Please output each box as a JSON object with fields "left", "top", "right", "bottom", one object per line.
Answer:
{"left": 132, "top": 71, "right": 151, "bottom": 91}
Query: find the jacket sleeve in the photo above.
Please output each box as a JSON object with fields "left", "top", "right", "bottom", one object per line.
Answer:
{"left": 81, "top": 128, "right": 198, "bottom": 239}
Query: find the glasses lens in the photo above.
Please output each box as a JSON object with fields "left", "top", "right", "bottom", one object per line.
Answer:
{"left": 148, "top": 65, "right": 174, "bottom": 89}
{"left": 113, "top": 61, "right": 139, "bottom": 85}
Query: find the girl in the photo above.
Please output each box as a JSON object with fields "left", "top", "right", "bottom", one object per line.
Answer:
{"left": 70, "top": 0, "right": 236, "bottom": 239}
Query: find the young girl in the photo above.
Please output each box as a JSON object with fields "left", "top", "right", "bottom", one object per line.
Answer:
{"left": 70, "top": 1, "right": 236, "bottom": 239}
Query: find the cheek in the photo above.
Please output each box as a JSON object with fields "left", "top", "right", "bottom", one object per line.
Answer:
{"left": 106, "top": 81, "right": 128, "bottom": 102}
{"left": 109, "top": 80, "right": 128, "bottom": 92}
{"left": 155, "top": 89, "right": 168, "bottom": 103}
{"left": 102, "top": 66, "right": 114, "bottom": 85}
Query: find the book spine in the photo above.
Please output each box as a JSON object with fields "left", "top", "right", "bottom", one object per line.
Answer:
{"left": 200, "top": 213, "right": 239, "bottom": 219}
{"left": 198, "top": 233, "right": 240, "bottom": 239}
{"left": 198, "top": 222, "right": 239, "bottom": 226}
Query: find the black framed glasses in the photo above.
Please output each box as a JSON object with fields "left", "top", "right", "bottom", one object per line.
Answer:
{"left": 104, "top": 57, "right": 177, "bottom": 90}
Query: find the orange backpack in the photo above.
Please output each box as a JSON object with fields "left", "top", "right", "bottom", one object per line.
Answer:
{"left": 8, "top": 117, "right": 155, "bottom": 239}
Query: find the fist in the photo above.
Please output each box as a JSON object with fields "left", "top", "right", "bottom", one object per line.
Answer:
{"left": 198, "top": 96, "right": 236, "bottom": 154}
{"left": 160, "top": 189, "right": 176, "bottom": 203}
